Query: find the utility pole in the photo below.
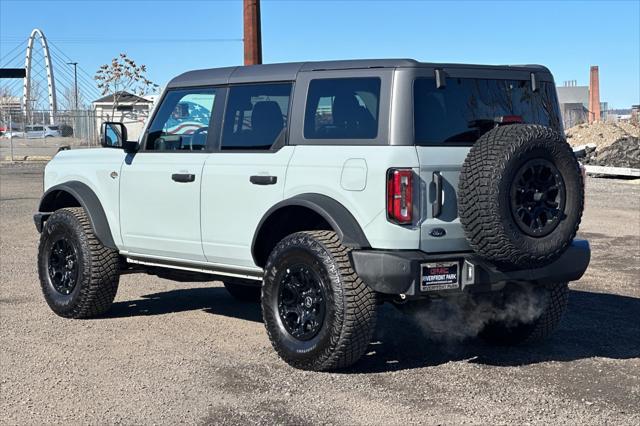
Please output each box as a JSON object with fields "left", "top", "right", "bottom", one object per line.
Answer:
{"left": 243, "top": 0, "right": 262, "bottom": 65}
{"left": 67, "top": 62, "right": 78, "bottom": 110}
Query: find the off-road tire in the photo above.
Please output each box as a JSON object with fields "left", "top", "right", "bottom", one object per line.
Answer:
{"left": 262, "top": 231, "right": 377, "bottom": 371}
{"left": 223, "top": 280, "right": 261, "bottom": 302}
{"left": 458, "top": 124, "right": 584, "bottom": 269}
{"left": 480, "top": 282, "right": 569, "bottom": 345}
{"left": 38, "top": 207, "right": 120, "bottom": 318}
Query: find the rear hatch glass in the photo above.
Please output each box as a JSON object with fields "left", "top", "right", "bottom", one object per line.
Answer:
{"left": 414, "top": 77, "right": 562, "bottom": 146}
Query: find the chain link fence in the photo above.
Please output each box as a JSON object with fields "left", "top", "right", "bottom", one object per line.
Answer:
{"left": 1, "top": 109, "right": 102, "bottom": 161}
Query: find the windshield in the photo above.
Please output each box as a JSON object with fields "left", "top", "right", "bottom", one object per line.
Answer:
{"left": 414, "top": 77, "right": 562, "bottom": 145}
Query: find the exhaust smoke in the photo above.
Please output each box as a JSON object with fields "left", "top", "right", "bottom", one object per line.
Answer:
{"left": 403, "top": 285, "right": 548, "bottom": 343}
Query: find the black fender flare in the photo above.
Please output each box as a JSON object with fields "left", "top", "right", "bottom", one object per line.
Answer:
{"left": 251, "top": 193, "right": 371, "bottom": 265}
{"left": 36, "top": 181, "right": 117, "bottom": 249}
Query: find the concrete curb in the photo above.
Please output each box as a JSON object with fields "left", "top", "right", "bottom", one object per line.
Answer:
{"left": 2, "top": 155, "right": 52, "bottom": 162}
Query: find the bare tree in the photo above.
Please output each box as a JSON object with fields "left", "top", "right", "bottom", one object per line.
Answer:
{"left": 60, "top": 86, "right": 86, "bottom": 111}
{"left": 26, "top": 79, "right": 44, "bottom": 123}
{"left": 94, "top": 53, "right": 159, "bottom": 120}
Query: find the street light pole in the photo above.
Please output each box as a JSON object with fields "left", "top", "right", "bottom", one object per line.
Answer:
{"left": 67, "top": 62, "right": 78, "bottom": 110}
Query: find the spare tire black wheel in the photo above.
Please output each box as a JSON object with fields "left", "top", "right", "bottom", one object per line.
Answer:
{"left": 458, "top": 124, "right": 584, "bottom": 269}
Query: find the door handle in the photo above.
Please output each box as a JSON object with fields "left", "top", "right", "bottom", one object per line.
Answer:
{"left": 432, "top": 171, "right": 443, "bottom": 218}
{"left": 250, "top": 175, "right": 277, "bottom": 185}
{"left": 171, "top": 173, "right": 196, "bottom": 183}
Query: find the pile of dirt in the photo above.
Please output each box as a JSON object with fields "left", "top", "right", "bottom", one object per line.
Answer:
{"left": 566, "top": 121, "right": 640, "bottom": 168}
{"left": 593, "top": 136, "right": 640, "bottom": 168}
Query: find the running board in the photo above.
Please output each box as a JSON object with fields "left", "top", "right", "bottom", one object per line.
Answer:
{"left": 125, "top": 256, "right": 264, "bottom": 281}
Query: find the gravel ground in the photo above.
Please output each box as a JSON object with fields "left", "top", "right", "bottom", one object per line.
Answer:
{"left": 1, "top": 163, "right": 639, "bottom": 425}
{"left": 0, "top": 137, "right": 93, "bottom": 160}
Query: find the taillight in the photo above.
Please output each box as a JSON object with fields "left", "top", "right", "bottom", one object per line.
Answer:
{"left": 386, "top": 168, "right": 413, "bottom": 224}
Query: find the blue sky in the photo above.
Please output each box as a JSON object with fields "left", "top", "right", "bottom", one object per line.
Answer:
{"left": 1, "top": 0, "right": 638, "bottom": 108}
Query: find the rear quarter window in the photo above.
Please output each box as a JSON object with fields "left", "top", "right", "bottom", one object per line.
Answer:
{"left": 304, "top": 77, "right": 380, "bottom": 139}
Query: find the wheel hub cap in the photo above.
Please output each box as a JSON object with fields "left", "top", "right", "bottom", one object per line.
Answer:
{"left": 277, "top": 265, "right": 326, "bottom": 341}
{"left": 48, "top": 238, "right": 78, "bottom": 295}
{"left": 510, "top": 159, "right": 566, "bottom": 237}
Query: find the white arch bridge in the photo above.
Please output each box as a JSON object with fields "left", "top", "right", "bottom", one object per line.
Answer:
{"left": 0, "top": 28, "right": 101, "bottom": 125}
{"left": 23, "top": 29, "right": 57, "bottom": 123}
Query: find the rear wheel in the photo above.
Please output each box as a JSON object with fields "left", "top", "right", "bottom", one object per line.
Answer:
{"left": 37, "top": 207, "right": 120, "bottom": 318}
{"left": 479, "top": 282, "right": 569, "bottom": 345}
{"left": 262, "top": 231, "right": 377, "bottom": 371}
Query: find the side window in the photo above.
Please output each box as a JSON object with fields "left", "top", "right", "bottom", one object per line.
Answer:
{"left": 221, "top": 83, "right": 292, "bottom": 150}
{"left": 304, "top": 78, "right": 380, "bottom": 139}
{"left": 145, "top": 88, "right": 216, "bottom": 151}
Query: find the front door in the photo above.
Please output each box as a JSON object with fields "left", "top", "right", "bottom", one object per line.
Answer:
{"left": 120, "top": 87, "right": 219, "bottom": 261}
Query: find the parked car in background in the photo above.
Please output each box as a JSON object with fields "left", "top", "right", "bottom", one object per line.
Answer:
{"left": 25, "top": 125, "right": 61, "bottom": 138}
{"left": 59, "top": 124, "right": 74, "bottom": 137}
{"left": 2, "top": 129, "right": 26, "bottom": 138}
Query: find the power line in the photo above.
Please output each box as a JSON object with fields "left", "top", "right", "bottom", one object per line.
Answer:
{"left": 3, "top": 36, "right": 242, "bottom": 45}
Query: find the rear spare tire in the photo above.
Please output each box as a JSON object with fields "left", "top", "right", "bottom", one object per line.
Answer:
{"left": 458, "top": 124, "right": 584, "bottom": 269}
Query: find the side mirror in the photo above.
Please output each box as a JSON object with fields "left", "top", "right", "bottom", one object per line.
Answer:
{"left": 100, "top": 122, "right": 138, "bottom": 153}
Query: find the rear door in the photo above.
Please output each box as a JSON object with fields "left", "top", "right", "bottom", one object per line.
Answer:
{"left": 201, "top": 82, "right": 294, "bottom": 268}
{"left": 413, "top": 71, "right": 563, "bottom": 253}
{"left": 119, "top": 87, "right": 219, "bottom": 261}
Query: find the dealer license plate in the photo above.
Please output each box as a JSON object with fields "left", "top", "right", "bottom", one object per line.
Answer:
{"left": 420, "top": 261, "right": 460, "bottom": 291}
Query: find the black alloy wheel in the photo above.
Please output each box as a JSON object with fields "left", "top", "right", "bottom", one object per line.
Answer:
{"left": 458, "top": 124, "right": 584, "bottom": 268}
{"left": 38, "top": 207, "right": 120, "bottom": 318}
{"left": 510, "top": 158, "right": 566, "bottom": 237}
{"left": 277, "top": 264, "right": 327, "bottom": 341}
{"left": 47, "top": 237, "right": 79, "bottom": 295}
{"left": 261, "top": 231, "right": 377, "bottom": 371}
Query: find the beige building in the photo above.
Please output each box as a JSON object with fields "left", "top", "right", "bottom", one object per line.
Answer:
{"left": 92, "top": 91, "right": 155, "bottom": 140}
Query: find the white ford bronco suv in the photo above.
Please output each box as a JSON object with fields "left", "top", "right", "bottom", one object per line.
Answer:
{"left": 35, "top": 59, "right": 590, "bottom": 371}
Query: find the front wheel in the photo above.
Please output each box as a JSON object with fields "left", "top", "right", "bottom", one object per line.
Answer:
{"left": 261, "top": 231, "right": 377, "bottom": 371}
{"left": 37, "top": 208, "right": 120, "bottom": 318}
{"left": 479, "top": 282, "right": 569, "bottom": 345}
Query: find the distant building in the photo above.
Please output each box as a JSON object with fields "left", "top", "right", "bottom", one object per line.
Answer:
{"left": 0, "top": 95, "right": 22, "bottom": 127}
{"left": 557, "top": 82, "right": 589, "bottom": 128}
{"left": 557, "top": 80, "right": 608, "bottom": 128}
{"left": 92, "top": 91, "right": 155, "bottom": 140}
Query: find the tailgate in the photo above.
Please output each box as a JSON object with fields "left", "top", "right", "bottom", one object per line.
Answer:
{"left": 416, "top": 146, "right": 471, "bottom": 253}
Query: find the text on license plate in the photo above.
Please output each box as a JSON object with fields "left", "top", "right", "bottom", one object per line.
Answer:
{"left": 420, "top": 261, "right": 459, "bottom": 291}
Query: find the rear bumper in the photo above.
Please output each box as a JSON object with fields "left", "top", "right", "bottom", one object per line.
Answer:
{"left": 351, "top": 240, "right": 590, "bottom": 296}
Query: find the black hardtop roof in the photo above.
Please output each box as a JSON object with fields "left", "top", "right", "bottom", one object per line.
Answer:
{"left": 167, "top": 59, "right": 551, "bottom": 88}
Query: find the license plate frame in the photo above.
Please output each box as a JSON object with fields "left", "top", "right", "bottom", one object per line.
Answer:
{"left": 420, "top": 261, "right": 460, "bottom": 292}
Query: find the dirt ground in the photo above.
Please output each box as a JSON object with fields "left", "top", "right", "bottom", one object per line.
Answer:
{"left": 1, "top": 163, "right": 638, "bottom": 425}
